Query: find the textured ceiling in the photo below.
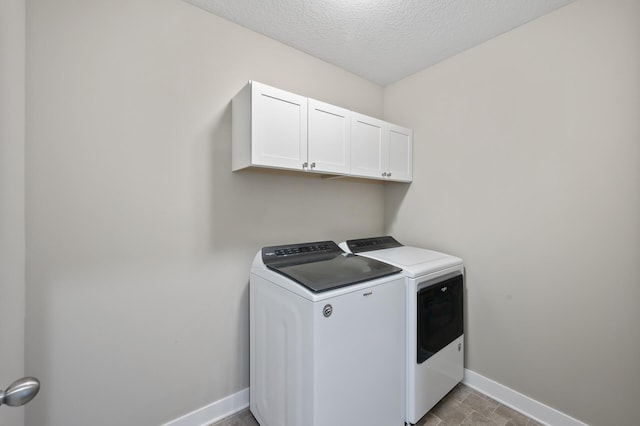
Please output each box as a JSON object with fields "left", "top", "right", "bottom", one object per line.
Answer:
{"left": 185, "top": 0, "right": 575, "bottom": 86}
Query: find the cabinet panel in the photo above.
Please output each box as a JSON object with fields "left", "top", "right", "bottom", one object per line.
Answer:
{"left": 251, "top": 82, "right": 308, "bottom": 170}
{"left": 350, "top": 113, "right": 385, "bottom": 179}
{"left": 386, "top": 125, "right": 412, "bottom": 182}
{"left": 308, "top": 99, "right": 350, "bottom": 174}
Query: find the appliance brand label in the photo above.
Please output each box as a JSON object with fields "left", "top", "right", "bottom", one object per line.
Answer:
{"left": 323, "top": 304, "right": 333, "bottom": 318}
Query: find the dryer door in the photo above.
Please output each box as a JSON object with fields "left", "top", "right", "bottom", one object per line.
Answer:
{"left": 417, "top": 274, "right": 463, "bottom": 363}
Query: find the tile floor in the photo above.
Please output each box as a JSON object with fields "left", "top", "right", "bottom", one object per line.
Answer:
{"left": 210, "top": 383, "right": 544, "bottom": 426}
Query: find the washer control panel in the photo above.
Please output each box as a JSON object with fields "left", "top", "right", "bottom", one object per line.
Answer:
{"left": 262, "top": 241, "right": 340, "bottom": 265}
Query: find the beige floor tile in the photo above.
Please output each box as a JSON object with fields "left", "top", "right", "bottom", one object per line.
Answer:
{"left": 490, "top": 404, "right": 530, "bottom": 426}
{"left": 416, "top": 412, "right": 442, "bottom": 425}
{"left": 431, "top": 396, "right": 474, "bottom": 424}
{"left": 461, "top": 411, "right": 502, "bottom": 426}
{"left": 211, "top": 409, "right": 258, "bottom": 426}
{"left": 447, "top": 383, "right": 474, "bottom": 402}
{"left": 461, "top": 391, "right": 500, "bottom": 417}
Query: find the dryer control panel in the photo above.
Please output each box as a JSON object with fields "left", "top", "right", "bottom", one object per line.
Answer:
{"left": 345, "top": 236, "right": 403, "bottom": 253}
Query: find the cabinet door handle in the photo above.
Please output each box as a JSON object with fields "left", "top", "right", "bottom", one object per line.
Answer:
{"left": 387, "top": 172, "right": 392, "bottom": 177}
{"left": 382, "top": 172, "right": 387, "bottom": 177}
{"left": 310, "top": 162, "right": 316, "bottom": 169}
{"left": 302, "top": 162, "right": 308, "bottom": 169}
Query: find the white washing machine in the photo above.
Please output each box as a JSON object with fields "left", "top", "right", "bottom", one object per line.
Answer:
{"left": 340, "top": 236, "right": 464, "bottom": 425}
{"left": 250, "top": 240, "right": 406, "bottom": 426}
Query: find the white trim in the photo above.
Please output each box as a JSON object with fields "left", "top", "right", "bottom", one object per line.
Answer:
{"left": 162, "top": 387, "right": 249, "bottom": 426}
{"left": 463, "top": 369, "right": 589, "bottom": 426}
{"left": 162, "top": 372, "right": 590, "bottom": 426}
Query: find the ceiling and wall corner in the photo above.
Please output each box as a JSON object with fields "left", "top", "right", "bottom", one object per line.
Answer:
{"left": 184, "top": 0, "right": 576, "bottom": 86}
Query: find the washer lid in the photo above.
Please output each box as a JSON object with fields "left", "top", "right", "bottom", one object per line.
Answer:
{"left": 262, "top": 241, "right": 402, "bottom": 293}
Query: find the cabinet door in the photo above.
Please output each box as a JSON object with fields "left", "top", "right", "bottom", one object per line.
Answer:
{"left": 307, "top": 99, "right": 350, "bottom": 174}
{"left": 386, "top": 124, "right": 412, "bottom": 182}
{"left": 251, "top": 82, "right": 308, "bottom": 170}
{"left": 350, "top": 112, "right": 385, "bottom": 179}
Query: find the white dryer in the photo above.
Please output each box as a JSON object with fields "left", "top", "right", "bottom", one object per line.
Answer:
{"left": 340, "top": 236, "right": 464, "bottom": 425}
{"left": 250, "top": 240, "right": 406, "bottom": 426}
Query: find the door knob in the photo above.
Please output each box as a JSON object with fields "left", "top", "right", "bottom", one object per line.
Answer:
{"left": 0, "top": 377, "right": 40, "bottom": 407}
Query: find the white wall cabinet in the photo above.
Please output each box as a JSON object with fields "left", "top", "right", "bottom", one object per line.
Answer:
{"left": 350, "top": 113, "right": 385, "bottom": 179}
{"left": 385, "top": 123, "right": 413, "bottom": 182}
{"left": 350, "top": 113, "right": 412, "bottom": 182}
{"left": 233, "top": 81, "right": 308, "bottom": 171}
{"left": 233, "top": 81, "right": 412, "bottom": 182}
{"left": 307, "top": 99, "right": 351, "bottom": 175}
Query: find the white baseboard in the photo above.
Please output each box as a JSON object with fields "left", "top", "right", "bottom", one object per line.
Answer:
{"left": 163, "top": 371, "right": 588, "bottom": 426}
{"left": 463, "top": 369, "right": 588, "bottom": 426}
{"left": 162, "top": 387, "right": 249, "bottom": 426}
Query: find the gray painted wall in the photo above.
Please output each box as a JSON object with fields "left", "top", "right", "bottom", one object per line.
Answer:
{"left": 25, "top": 0, "right": 384, "bottom": 425}
{"left": 384, "top": 0, "right": 640, "bottom": 425}
{"left": 0, "top": 0, "right": 26, "bottom": 425}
